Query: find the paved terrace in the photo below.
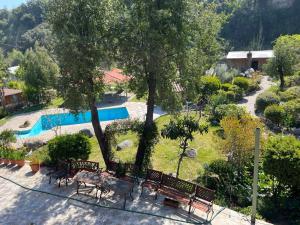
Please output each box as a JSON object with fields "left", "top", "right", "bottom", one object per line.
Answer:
{"left": 0, "top": 164, "right": 273, "bottom": 225}
{"left": 0, "top": 102, "right": 165, "bottom": 148}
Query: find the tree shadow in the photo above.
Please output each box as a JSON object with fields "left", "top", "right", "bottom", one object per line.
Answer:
{"left": 0, "top": 166, "right": 209, "bottom": 225}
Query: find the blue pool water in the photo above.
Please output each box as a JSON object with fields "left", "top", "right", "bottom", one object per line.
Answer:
{"left": 17, "top": 107, "right": 129, "bottom": 139}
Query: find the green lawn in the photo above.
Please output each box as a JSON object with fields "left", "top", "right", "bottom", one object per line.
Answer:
{"left": 28, "top": 114, "right": 224, "bottom": 180}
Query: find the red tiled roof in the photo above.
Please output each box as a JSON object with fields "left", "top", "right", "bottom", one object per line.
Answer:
{"left": 103, "top": 68, "right": 130, "bottom": 84}
{"left": 3, "top": 88, "right": 22, "bottom": 96}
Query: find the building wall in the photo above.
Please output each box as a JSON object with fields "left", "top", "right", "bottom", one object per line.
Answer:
{"left": 4, "top": 93, "right": 25, "bottom": 109}
{"left": 226, "top": 58, "right": 269, "bottom": 71}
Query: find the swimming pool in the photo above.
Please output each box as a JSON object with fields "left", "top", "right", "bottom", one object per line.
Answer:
{"left": 17, "top": 107, "right": 129, "bottom": 139}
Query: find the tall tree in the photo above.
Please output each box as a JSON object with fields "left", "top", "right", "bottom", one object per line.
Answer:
{"left": 0, "top": 49, "right": 8, "bottom": 109}
{"left": 264, "top": 34, "right": 300, "bottom": 89}
{"left": 119, "top": 0, "right": 225, "bottom": 171}
{"left": 48, "top": 0, "right": 120, "bottom": 167}
{"left": 21, "top": 44, "right": 58, "bottom": 104}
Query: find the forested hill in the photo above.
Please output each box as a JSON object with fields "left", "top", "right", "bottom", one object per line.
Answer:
{"left": 0, "top": 0, "right": 51, "bottom": 52}
{"left": 221, "top": 0, "right": 300, "bottom": 50}
{"left": 0, "top": 0, "right": 300, "bottom": 52}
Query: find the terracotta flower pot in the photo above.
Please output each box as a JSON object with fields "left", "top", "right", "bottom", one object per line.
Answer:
{"left": 3, "top": 158, "right": 10, "bottom": 165}
{"left": 30, "top": 163, "right": 40, "bottom": 173}
{"left": 16, "top": 160, "right": 25, "bottom": 167}
{"left": 10, "top": 160, "right": 17, "bottom": 165}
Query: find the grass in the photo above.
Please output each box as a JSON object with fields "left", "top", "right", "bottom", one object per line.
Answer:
{"left": 29, "top": 114, "right": 224, "bottom": 181}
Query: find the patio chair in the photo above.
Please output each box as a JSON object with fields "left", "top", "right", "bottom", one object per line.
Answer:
{"left": 47, "top": 160, "right": 71, "bottom": 187}
{"left": 140, "top": 169, "right": 163, "bottom": 196}
{"left": 189, "top": 185, "right": 215, "bottom": 220}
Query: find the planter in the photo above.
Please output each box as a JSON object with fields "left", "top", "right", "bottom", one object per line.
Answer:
{"left": 10, "top": 160, "right": 17, "bottom": 165}
{"left": 30, "top": 163, "right": 40, "bottom": 173}
{"left": 16, "top": 160, "right": 25, "bottom": 167}
{"left": 0, "top": 158, "right": 3, "bottom": 164}
{"left": 3, "top": 158, "right": 10, "bottom": 165}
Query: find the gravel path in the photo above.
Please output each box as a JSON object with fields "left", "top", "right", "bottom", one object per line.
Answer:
{"left": 238, "top": 76, "right": 274, "bottom": 116}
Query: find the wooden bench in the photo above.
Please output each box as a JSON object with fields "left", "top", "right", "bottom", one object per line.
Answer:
{"left": 156, "top": 174, "right": 196, "bottom": 206}
{"left": 141, "top": 169, "right": 163, "bottom": 196}
{"left": 189, "top": 185, "right": 215, "bottom": 219}
{"left": 70, "top": 160, "right": 100, "bottom": 177}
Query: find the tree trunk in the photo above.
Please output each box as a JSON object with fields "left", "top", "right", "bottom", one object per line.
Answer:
{"left": 135, "top": 73, "right": 156, "bottom": 172}
{"left": 1, "top": 86, "right": 6, "bottom": 111}
{"left": 176, "top": 138, "right": 188, "bottom": 178}
{"left": 279, "top": 67, "right": 285, "bottom": 90}
{"left": 90, "top": 98, "right": 110, "bottom": 168}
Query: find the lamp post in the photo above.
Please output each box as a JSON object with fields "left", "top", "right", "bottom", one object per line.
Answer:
{"left": 251, "top": 128, "right": 261, "bottom": 224}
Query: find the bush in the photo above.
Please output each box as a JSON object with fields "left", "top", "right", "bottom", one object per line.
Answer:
{"left": 228, "top": 85, "right": 244, "bottom": 101}
{"left": 285, "top": 75, "right": 300, "bottom": 87}
{"left": 233, "top": 77, "right": 250, "bottom": 91}
{"left": 0, "top": 108, "right": 8, "bottom": 119}
{"left": 214, "top": 104, "right": 247, "bottom": 121}
{"left": 221, "top": 83, "right": 234, "bottom": 91}
{"left": 282, "top": 99, "right": 300, "bottom": 127}
{"left": 255, "top": 91, "right": 280, "bottom": 112}
{"left": 48, "top": 133, "right": 91, "bottom": 163}
{"left": 199, "top": 75, "right": 221, "bottom": 96}
{"left": 248, "top": 79, "right": 260, "bottom": 93}
{"left": 202, "top": 159, "right": 251, "bottom": 207}
{"left": 263, "top": 135, "right": 300, "bottom": 190}
{"left": 279, "top": 86, "right": 300, "bottom": 102}
{"left": 264, "top": 104, "right": 285, "bottom": 126}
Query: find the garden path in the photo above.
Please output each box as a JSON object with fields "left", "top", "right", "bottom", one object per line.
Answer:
{"left": 238, "top": 76, "right": 274, "bottom": 116}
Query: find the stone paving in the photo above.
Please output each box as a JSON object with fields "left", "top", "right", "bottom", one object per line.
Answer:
{"left": 0, "top": 164, "right": 273, "bottom": 225}
{"left": 0, "top": 102, "right": 165, "bottom": 148}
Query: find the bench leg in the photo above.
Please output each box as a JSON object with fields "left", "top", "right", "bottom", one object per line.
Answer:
{"left": 188, "top": 204, "right": 192, "bottom": 214}
{"left": 58, "top": 178, "right": 61, "bottom": 188}
{"left": 123, "top": 194, "right": 127, "bottom": 209}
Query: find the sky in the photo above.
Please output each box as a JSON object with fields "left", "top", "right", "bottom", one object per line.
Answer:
{"left": 0, "top": 0, "right": 27, "bottom": 9}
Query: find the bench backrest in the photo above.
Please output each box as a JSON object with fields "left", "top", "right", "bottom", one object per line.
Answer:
{"left": 146, "top": 169, "right": 163, "bottom": 183}
{"left": 56, "top": 160, "right": 70, "bottom": 172}
{"left": 161, "top": 174, "right": 196, "bottom": 195}
{"left": 71, "top": 160, "right": 99, "bottom": 174}
{"left": 194, "top": 185, "right": 215, "bottom": 203}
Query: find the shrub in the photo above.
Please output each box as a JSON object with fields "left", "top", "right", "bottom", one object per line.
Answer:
{"left": 285, "top": 75, "right": 300, "bottom": 87}
{"left": 255, "top": 91, "right": 280, "bottom": 112}
{"left": 0, "top": 108, "right": 8, "bottom": 119}
{"left": 221, "top": 83, "right": 234, "bottom": 91}
{"left": 48, "top": 133, "right": 91, "bottom": 163}
{"left": 264, "top": 104, "right": 285, "bottom": 126}
{"left": 248, "top": 79, "right": 260, "bottom": 93}
{"left": 263, "top": 135, "right": 300, "bottom": 190}
{"left": 233, "top": 77, "right": 250, "bottom": 91}
{"left": 214, "top": 104, "right": 247, "bottom": 121}
{"left": 228, "top": 85, "right": 244, "bottom": 101}
{"left": 279, "top": 86, "right": 300, "bottom": 102}
{"left": 282, "top": 99, "right": 300, "bottom": 127}
{"left": 0, "top": 130, "right": 16, "bottom": 149}
{"left": 202, "top": 159, "right": 251, "bottom": 207}
{"left": 199, "top": 75, "right": 221, "bottom": 96}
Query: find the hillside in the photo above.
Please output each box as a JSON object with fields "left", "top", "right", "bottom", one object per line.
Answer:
{"left": 221, "top": 0, "right": 300, "bottom": 50}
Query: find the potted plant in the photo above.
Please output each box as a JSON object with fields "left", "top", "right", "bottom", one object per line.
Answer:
{"left": 30, "top": 157, "right": 40, "bottom": 173}
{"left": 3, "top": 149, "right": 11, "bottom": 165}
{"left": 9, "top": 151, "right": 17, "bottom": 165}
{"left": 15, "top": 150, "right": 26, "bottom": 167}
{"left": 0, "top": 149, "right": 3, "bottom": 164}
